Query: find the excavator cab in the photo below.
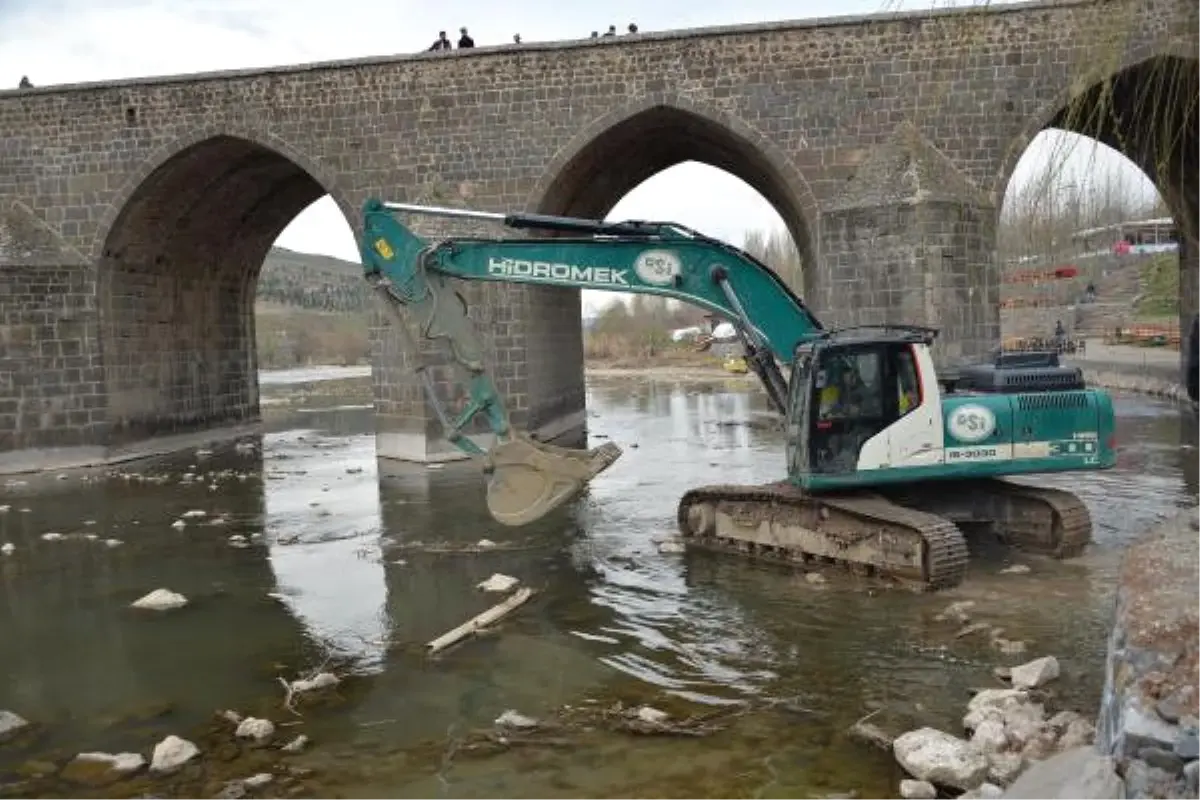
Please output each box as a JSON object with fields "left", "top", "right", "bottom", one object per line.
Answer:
{"left": 785, "top": 327, "right": 935, "bottom": 484}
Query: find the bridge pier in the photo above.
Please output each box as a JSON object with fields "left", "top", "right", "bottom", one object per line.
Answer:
{"left": 0, "top": 204, "right": 108, "bottom": 471}
{"left": 369, "top": 254, "right": 589, "bottom": 465}
{"left": 813, "top": 124, "right": 1000, "bottom": 368}
{"left": 1178, "top": 235, "right": 1198, "bottom": 391}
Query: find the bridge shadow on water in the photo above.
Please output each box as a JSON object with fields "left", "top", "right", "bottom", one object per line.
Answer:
{"left": 0, "top": 376, "right": 1194, "bottom": 798}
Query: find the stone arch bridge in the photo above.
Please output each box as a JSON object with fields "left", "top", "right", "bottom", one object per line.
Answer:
{"left": 0, "top": 0, "right": 1195, "bottom": 469}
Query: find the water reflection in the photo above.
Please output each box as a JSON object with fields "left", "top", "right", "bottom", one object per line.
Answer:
{"left": 262, "top": 427, "right": 389, "bottom": 671}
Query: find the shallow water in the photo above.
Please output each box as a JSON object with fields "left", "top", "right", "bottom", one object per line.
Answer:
{"left": 0, "top": 374, "right": 1194, "bottom": 799}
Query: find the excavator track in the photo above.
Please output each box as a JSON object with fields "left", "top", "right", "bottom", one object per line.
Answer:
{"left": 676, "top": 483, "right": 970, "bottom": 591}
{"left": 879, "top": 478, "right": 1092, "bottom": 559}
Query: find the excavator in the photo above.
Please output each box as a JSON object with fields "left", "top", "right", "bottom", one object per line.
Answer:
{"left": 357, "top": 199, "right": 1117, "bottom": 590}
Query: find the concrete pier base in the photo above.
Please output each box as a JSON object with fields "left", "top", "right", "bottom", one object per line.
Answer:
{"left": 0, "top": 421, "right": 262, "bottom": 476}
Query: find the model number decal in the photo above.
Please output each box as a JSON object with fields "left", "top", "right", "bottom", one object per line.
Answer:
{"left": 947, "top": 446, "right": 999, "bottom": 461}
{"left": 488, "top": 257, "right": 630, "bottom": 286}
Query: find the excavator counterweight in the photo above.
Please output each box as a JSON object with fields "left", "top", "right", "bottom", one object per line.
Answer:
{"left": 358, "top": 199, "right": 1116, "bottom": 590}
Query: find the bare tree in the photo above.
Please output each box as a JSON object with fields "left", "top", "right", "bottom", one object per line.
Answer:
{"left": 742, "top": 227, "right": 803, "bottom": 292}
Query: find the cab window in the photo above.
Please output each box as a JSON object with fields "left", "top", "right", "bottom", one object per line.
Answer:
{"left": 896, "top": 346, "right": 921, "bottom": 417}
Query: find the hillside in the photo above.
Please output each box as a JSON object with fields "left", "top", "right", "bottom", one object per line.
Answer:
{"left": 257, "top": 245, "right": 373, "bottom": 312}
{"left": 255, "top": 246, "right": 372, "bottom": 368}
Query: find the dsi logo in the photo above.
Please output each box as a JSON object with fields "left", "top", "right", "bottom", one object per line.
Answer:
{"left": 947, "top": 404, "right": 996, "bottom": 444}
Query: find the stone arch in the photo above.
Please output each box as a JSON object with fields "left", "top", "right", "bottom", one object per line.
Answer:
{"left": 526, "top": 93, "right": 821, "bottom": 284}
{"left": 991, "top": 42, "right": 1198, "bottom": 212}
{"left": 92, "top": 123, "right": 356, "bottom": 262}
{"left": 94, "top": 127, "right": 358, "bottom": 445}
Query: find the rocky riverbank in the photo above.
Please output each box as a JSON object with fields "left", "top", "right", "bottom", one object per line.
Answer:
{"left": 874, "top": 506, "right": 1200, "bottom": 800}
{"left": 1094, "top": 505, "right": 1199, "bottom": 799}
{"left": 865, "top": 623, "right": 1104, "bottom": 798}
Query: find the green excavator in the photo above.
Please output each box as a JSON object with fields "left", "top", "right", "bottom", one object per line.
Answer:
{"left": 357, "top": 199, "right": 1117, "bottom": 590}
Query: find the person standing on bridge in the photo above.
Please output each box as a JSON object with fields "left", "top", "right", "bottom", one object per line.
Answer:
{"left": 428, "top": 31, "right": 451, "bottom": 51}
{"left": 458, "top": 27, "right": 475, "bottom": 48}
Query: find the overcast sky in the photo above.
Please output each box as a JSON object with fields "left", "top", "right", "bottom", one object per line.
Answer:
{"left": 1, "top": 0, "right": 1158, "bottom": 313}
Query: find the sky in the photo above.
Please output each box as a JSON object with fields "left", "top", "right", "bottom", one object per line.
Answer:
{"left": 1, "top": 0, "right": 1160, "bottom": 314}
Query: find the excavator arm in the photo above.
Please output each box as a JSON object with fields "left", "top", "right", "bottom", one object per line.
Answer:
{"left": 358, "top": 198, "right": 824, "bottom": 526}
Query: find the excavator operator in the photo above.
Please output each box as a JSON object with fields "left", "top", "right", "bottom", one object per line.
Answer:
{"left": 818, "top": 357, "right": 868, "bottom": 419}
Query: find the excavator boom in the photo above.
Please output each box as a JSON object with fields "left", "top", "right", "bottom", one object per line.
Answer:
{"left": 358, "top": 199, "right": 817, "bottom": 526}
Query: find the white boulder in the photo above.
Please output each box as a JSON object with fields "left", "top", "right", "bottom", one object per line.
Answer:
{"left": 234, "top": 717, "right": 275, "bottom": 742}
{"left": 477, "top": 573, "right": 520, "bottom": 593}
{"left": 131, "top": 588, "right": 188, "bottom": 611}
{"left": 893, "top": 727, "right": 990, "bottom": 791}
{"left": 0, "top": 710, "right": 29, "bottom": 740}
{"left": 899, "top": 778, "right": 937, "bottom": 799}
{"left": 1010, "top": 656, "right": 1060, "bottom": 690}
{"left": 149, "top": 735, "right": 199, "bottom": 772}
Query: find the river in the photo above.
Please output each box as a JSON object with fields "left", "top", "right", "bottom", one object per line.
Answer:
{"left": 0, "top": 370, "right": 1195, "bottom": 798}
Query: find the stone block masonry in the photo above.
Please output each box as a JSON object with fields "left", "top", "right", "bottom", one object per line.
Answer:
{"left": 0, "top": 0, "right": 1195, "bottom": 468}
{"left": 1095, "top": 506, "right": 1199, "bottom": 799}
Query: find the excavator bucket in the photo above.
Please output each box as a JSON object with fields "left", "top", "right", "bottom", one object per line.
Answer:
{"left": 484, "top": 432, "right": 623, "bottom": 526}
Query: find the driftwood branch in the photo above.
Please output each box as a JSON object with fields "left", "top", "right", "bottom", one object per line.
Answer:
{"left": 427, "top": 587, "right": 534, "bottom": 655}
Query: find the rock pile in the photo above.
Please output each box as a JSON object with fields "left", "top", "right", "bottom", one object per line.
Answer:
{"left": 890, "top": 655, "right": 1113, "bottom": 798}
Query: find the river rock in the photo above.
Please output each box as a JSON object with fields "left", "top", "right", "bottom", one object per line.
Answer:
{"left": 899, "top": 778, "right": 936, "bottom": 798}
{"left": 893, "top": 727, "right": 990, "bottom": 791}
{"left": 280, "top": 735, "right": 308, "bottom": 753}
{"left": 150, "top": 735, "right": 199, "bottom": 772}
{"left": 131, "top": 588, "right": 189, "bottom": 611}
{"left": 495, "top": 710, "right": 537, "bottom": 729}
{"left": 936, "top": 601, "right": 975, "bottom": 624}
{"left": 1010, "top": 656, "right": 1060, "bottom": 690}
{"left": 1004, "top": 703, "right": 1049, "bottom": 750}
{"left": 636, "top": 706, "right": 669, "bottom": 724}
{"left": 972, "top": 719, "right": 1010, "bottom": 753}
{"left": 988, "top": 751, "right": 1025, "bottom": 786}
{"left": 0, "top": 710, "right": 30, "bottom": 741}
{"left": 477, "top": 573, "right": 519, "bottom": 593}
{"left": 960, "top": 782, "right": 1002, "bottom": 798}
{"left": 0, "top": 542, "right": 13, "bottom": 555}
{"left": 61, "top": 752, "right": 145, "bottom": 784}
{"left": 964, "top": 690, "right": 1030, "bottom": 731}
{"left": 243, "top": 773, "right": 273, "bottom": 789}
{"left": 1058, "top": 717, "right": 1095, "bottom": 750}
{"left": 235, "top": 717, "right": 275, "bottom": 742}
{"left": 1002, "top": 746, "right": 1123, "bottom": 798}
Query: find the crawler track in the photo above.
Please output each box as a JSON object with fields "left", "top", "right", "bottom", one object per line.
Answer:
{"left": 676, "top": 483, "right": 970, "bottom": 591}
{"left": 880, "top": 478, "right": 1093, "bottom": 559}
